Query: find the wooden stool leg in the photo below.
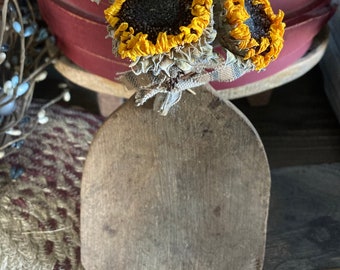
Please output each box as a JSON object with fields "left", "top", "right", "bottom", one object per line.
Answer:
{"left": 81, "top": 87, "right": 271, "bottom": 270}
{"left": 97, "top": 93, "right": 124, "bottom": 117}
{"left": 247, "top": 90, "right": 273, "bottom": 106}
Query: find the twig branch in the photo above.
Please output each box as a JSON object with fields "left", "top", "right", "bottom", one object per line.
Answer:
{"left": 0, "top": 0, "right": 9, "bottom": 48}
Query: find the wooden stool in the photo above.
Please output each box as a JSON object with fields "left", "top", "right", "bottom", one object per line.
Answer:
{"left": 81, "top": 87, "right": 271, "bottom": 269}
{"left": 53, "top": 27, "right": 329, "bottom": 112}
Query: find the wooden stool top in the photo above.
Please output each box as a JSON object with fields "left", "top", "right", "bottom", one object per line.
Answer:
{"left": 54, "top": 27, "right": 328, "bottom": 102}
{"left": 81, "top": 87, "right": 270, "bottom": 269}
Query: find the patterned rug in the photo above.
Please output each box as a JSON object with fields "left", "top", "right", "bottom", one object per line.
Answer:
{"left": 0, "top": 100, "right": 103, "bottom": 269}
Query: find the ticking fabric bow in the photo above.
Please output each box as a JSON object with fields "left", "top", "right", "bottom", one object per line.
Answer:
{"left": 93, "top": 0, "right": 285, "bottom": 115}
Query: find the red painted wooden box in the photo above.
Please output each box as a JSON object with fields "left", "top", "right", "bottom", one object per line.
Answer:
{"left": 37, "top": 0, "right": 336, "bottom": 91}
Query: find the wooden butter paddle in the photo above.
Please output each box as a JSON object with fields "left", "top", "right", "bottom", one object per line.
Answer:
{"left": 81, "top": 87, "right": 270, "bottom": 269}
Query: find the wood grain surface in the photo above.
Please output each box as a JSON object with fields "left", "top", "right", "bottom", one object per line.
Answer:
{"left": 265, "top": 164, "right": 340, "bottom": 270}
{"left": 81, "top": 87, "right": 271, "bottom": 270}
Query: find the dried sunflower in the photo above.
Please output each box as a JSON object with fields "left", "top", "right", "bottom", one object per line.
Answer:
{"left": 220, "top": 0, "right": 285, "bottom": 70}
{"left": 104, "top": 0, "right": 223, "bottom": 115}
{"left": 104, "top": 0, "right": 213, "bottom": 61}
